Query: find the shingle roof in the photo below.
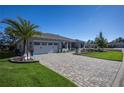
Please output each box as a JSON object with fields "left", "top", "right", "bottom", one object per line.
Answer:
{"left": 32, "top": 33, "right": 77, "bottom": 42}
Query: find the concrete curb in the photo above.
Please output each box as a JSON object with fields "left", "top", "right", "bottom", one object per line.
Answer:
{"left": 112, "top": 48, "right": 124, "bottom": 87}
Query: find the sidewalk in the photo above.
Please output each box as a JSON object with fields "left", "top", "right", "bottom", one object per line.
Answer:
{"left": 112, "top": 48, "right": 124, "bottom": 87}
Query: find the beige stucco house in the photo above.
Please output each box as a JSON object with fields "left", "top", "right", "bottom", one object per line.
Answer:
{"left": 17, "top": 33, "right": 84, "bottom": 55}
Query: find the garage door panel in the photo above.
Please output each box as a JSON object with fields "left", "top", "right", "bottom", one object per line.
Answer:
{"left": 33, "top": 44, "right": 58, "bottom": 54}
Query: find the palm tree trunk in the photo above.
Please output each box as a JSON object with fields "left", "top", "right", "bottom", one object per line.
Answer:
{"left": 23, "top": 40, "right": 26, "bottom": 55}
{"left": 27, "top": 40, "right": 28, "bottom": 60}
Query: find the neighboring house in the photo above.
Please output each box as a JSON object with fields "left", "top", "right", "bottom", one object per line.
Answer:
{"left": 108, "top": 37, "right": 124, "bottom": 48}
{"left": 17, "top": 33, "right": 84, "bottom": 55}
{"left": 108, "top": 42, "right": 124, "bottom": 48}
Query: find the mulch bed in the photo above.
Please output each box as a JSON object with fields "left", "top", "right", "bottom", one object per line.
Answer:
{"left": 9, "top": 56, "right": 39, "bottom": 63}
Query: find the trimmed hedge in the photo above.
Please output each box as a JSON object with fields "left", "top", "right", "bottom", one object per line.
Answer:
{"left": 0, "top": 50, "right": 16, "bottom": 59}
{"left": 81, "top": 48, "right": 122, "bottom": 53}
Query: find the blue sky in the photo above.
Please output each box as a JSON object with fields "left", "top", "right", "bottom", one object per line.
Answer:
{"left": 0, "top": 5, "right": 124, "bottom": 42}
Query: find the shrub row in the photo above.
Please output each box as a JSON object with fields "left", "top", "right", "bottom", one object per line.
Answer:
{"left": 80, "top": 48, "right": 122, "bottom": 53}
{"left": 0, "top": 50, "right": 16, "bottom": 59}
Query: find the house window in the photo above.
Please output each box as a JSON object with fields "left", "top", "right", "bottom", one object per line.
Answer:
{"left": 54, "top": 43, "right": 58, "bottom": 45}
{"left": 42, "top": 42, "right": 47, "bottom": 46}
{"left": 48, "top": 42, "right": 53, "bottom": 45}
{"left": 34, "top": 42, "right": 40, "bottom": 45}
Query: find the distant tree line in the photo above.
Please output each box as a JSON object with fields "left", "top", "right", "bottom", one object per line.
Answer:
{"left": 85, "top": 32, "right": 108, "bottom": 49}
{"left": 109, "top": 37, "right": 124, "bottom": 48}
{"left": 85, "top": 33, "right": 124, "bottom": 48}
{"left": 0, "top": 31, "right": 16, "bottom": 51}
{"left": 110, "top": 37, "right": 124, "bottom": 43}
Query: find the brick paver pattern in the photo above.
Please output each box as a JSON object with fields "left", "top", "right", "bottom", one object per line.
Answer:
{"left": 33, "top": 53, "right": 121, "bottom": 87}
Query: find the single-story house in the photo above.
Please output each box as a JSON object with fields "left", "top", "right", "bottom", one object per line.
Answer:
{"left": 108, "top": 42, "right": 124, "bottom": 48}
{"left": 17, "top": 33, "right": 84, "bottom": 55}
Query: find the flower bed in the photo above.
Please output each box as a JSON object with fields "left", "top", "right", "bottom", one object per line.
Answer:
{"left": 9, "top": 56, "right": 38, "bottom": 63}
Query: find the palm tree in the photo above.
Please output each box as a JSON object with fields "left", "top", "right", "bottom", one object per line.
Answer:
{"left": 1, "top": 17, "right": 42, "bottom": 60}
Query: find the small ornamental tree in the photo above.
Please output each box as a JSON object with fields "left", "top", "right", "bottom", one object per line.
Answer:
{"left": 95, "top": 32, "right": 108, "bottom": 51}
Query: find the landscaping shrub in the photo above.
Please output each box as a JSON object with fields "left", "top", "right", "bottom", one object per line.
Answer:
{"left": 0, "top": 50, "right": 16, "bottom": 59}
{"left": 80, "top": 48, "right": 122, "bottom": 53}
{"left": 81, "top": 48, "right": 102, "bottom": 53}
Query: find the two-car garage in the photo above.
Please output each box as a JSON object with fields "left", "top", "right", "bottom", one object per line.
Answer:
{"left": 33, "top": 40, "right": 59, "bottom": 55}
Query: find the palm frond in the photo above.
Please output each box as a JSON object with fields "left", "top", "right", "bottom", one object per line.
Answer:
{"left": 2, "top": 17, "right": 40, "bottom": 41}
{"left": 2, "top": 19, "right": 21, "bottom": 31}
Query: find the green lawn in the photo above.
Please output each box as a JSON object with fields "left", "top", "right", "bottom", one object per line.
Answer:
{"left": 0, "top": 59, "right": 76, "bottom": 87}
{"left": 81, "top": 51, "right": 123, "bottom": 61}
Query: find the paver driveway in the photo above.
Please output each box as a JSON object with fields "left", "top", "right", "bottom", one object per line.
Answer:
{"left": 33, "top": 53, "right": 121, "bottom": 87}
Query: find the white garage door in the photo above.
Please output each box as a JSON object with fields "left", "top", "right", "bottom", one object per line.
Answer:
{"left": 33, "top": 42, "right": 58, "bottom": 55}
